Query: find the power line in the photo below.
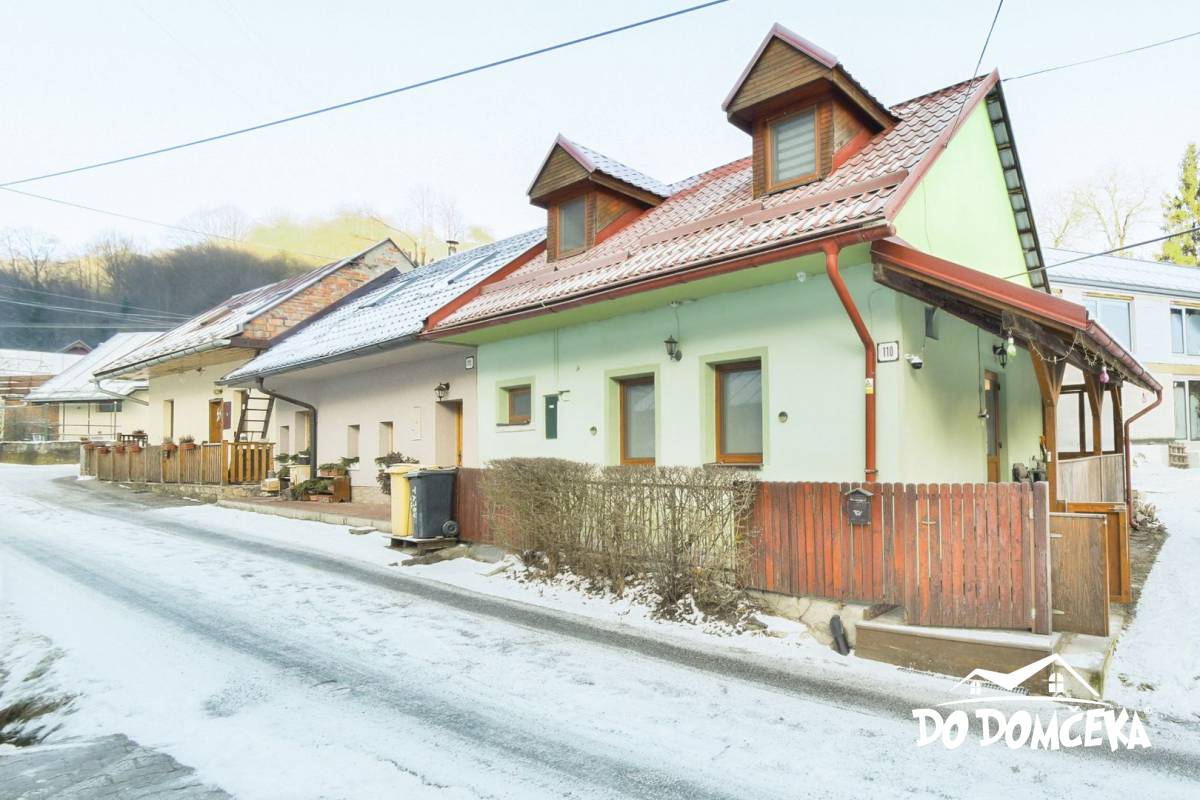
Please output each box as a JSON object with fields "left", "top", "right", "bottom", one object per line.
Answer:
{"left": 945, "top": 1, "right": 1005, "bottom": 142}
{"left": 0, "top": 322, "right": 169, "bottom": 330}
{"left": 0, "top": 186, "right": 337, "bottom": 262}
{"left": 1004, "top": 226, "right": 1200, "bottom": 281}
{"left": 0, "top": 1, "right": 729, "bottom": 189}
{"left": 0, "top": 295, "right": 185, "bottom": 324}
{"left": 1005, "top": 30, "right": 1200, "bottom": 81}
{"left": 0, "top": 279, "right": 191, "bottom": 318}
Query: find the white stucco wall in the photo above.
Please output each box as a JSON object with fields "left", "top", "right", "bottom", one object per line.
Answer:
{"left": 261, "top": 343, "right": 478, "bottom": 499}
{"left": 146, "top": 356, "right": 253, "bottom": 443}
{"left": 57, "top": 392, "right": 150, "bottom": 440}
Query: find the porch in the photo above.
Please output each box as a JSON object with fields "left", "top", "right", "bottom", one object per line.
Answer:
{"left": 80, "top": 441, "right": 274, "bottom": 486}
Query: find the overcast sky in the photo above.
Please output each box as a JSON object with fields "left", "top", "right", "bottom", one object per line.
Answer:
{"left": 1, "top": 0, "right": 1196, "bottom": 256}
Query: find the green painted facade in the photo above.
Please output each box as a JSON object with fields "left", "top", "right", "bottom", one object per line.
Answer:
{"left": 470, "top": 102, "right": 1044, "bottom": 483}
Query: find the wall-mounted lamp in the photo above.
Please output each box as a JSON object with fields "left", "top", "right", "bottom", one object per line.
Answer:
{"left": 992, "top": 335, "right": 1017, "bottom": 368}
{"left": 434, "top": 382, "right": 450, "bottom": 401}
{"left": 664, "top": 335, "right": 682, "bottom": 362}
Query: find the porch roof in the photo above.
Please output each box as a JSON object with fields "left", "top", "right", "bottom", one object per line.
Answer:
{"left": 871, "top": 239, "right": 1161, "bottom": 393}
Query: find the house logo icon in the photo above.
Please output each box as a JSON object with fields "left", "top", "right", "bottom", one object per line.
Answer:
{"left": 951, "top": 653, "right": 1099, "bottom": 699}
{"left": 911, "top": 654, "right": 1151, "bottom": 751}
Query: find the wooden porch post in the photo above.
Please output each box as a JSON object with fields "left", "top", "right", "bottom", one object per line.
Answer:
{"left": 1030, "top": 350, "right": 1066, "bottom": 510}
{"left": 1083, "top": 373, "right": 1104, "bottom": 455}
{"left": 1109, "top": 383, "right": 1124, "bottom": 453}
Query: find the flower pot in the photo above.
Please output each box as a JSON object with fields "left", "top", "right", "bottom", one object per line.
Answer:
{"left": 113, "top": 446, "right": 126, "bottom": 454}
{"left": 127, "top": 445, "right": 143, "bottom": 453}
{"left": 98, "top": 447, "right": 111, "bottom": 455}
{"left": 180, "top": 443, "right": 198, "bottom": 451}
{"left": 82, "top": 443, "right": 96, "bottom": 451}
{"left": 162, "top": 444, "right": 178, "bottom": 454}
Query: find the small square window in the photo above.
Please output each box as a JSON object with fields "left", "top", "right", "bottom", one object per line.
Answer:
{"left": 558, "top": 196, "right": 586, "bottom": 255}
{"left": 505, "top": 386, "right": 532, "bottom": 425}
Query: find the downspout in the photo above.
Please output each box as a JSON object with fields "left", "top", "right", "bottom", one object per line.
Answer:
{"left": 1122, "top": 387, "right": 1162, "bottom": 521}
{"left": 822, "top": 241, "right": 878, "bottom": 482}
{"left": 255, "top": 378, "right": 318, "bottom": 468}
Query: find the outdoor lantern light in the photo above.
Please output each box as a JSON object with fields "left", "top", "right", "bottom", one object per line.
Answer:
{"left": 664, "top": 335, "right": 682, "bottom": 362}
{"left": 992, "top": 342, "right": 1009, "bottom": 368}
{"left": 434, "top": 382, "right": 450, "bottom": 400}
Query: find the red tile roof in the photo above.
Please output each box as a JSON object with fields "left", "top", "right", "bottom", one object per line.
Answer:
{"left": 433, "top": 73, "right": 999, "bottom": 333}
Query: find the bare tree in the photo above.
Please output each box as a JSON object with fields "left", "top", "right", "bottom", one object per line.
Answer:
{"left": 405, "top": 184, "right": 441, "bottom": 266}
{"left": 436, "top": 195, "right": 466, "bottom": 245}
{"left": 87, "top": 234, "right": 142, "bottom": 293}
{"left": 174, "top": 205, "right": 252, "bottom": 246}
{"left": 1039, "top": 190, "right": 1088, "bottom": 248}
{"left": 1, "top": 228, "right": 59, "bottom": 288}
{"left": 1077, "top": 169, "right": 1152, "bottom": 252}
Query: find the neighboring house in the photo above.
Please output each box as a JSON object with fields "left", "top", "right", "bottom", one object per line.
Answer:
{"left": 425, "top": 24, "right": 1157, "bottom": 505}
{"left": 0, "top": 348, "right": 84, "bottom": 440}
{"left": 95, "top": 240, "right": 412, "bottom": 445}
{"left": 58, "top": 339, "right": 94, "bottom": 355}
{"left": 1046, "top": 247, "right": 1200, "bottom": 466}
{"left": 220, "top": 230, "right": 543, "bottom": 501}
{"left": 25, "top": 332, "right": 160, "bottom": 440}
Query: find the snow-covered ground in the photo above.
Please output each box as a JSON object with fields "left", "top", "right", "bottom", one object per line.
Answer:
{"left": 1108, "top": 462, "right": 1200, "bottom": 721}
{"left": 2, "top": 464, "right": 1199, "bottom": 799}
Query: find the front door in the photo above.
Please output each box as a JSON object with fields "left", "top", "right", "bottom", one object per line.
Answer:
{"left": 208, "top": 399, "right": 223, "bottom": 443}
{"left": 984, "top": 371, "right": 1002, "bottom": 481}
{"left": 452, "top": 401, "right": 464, "bottom": 466}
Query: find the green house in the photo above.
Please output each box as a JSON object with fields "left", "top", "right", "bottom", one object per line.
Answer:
{"left": 426, "top": 24, "right": 1156, "bottom": 502}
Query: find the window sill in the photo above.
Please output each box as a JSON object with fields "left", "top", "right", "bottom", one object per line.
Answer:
{"left": 496, "top": 423, "right": 535, "bottom": 433}
{"left": 704, "top": 461, "right": 763, "bottom": 470}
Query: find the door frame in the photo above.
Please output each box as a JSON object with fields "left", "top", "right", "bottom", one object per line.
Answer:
{"left": 984, "top": 370, "right": 1002, "bottom": 482}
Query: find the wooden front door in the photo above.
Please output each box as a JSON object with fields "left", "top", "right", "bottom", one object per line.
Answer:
{"left": 452, "top": 401, "right": 464, "bottom": 466}
{"left": 208, "top": 399, "right": 223, "bottom": 443}
{"left": 984, "top": 371, "right": 1002, "bottom": 482}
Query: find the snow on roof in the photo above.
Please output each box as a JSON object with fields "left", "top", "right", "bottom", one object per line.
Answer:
{"left": 1045, "top": 248, "right": 1200, "bottom": 299}
{"left": 222, "top": 230, "right": 545, "bottom": 381}
{"left": 561, "top": 137, "right": 674, "bottom": 199}
{"left": 99, "top": 239, "right": 406, "bottom": 376}
{"left": 25, "top": 332, "right": 160, "bottom": 403}
{"left": 0, "top": 348, "right": 83, "bottom": 377}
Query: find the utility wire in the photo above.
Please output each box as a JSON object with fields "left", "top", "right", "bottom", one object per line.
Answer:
{"left": 0, "top": 295, "right": 185, "bottom": 324}
{"left": 1004, "top": 226, "right": 1200, "bottom": 281}
{"left": 0, "top": 1, "right": 729, "bottom": 189}
{"left": 0, "top": 186, "right": 337, "bottom": 262}
{"left": 0, "top": 279, "right": 191, "bottom": 318}
{"left": 944, "top": 0, "right": 1005, "bottom": 143}
{"left": 1005, "top": 30, "right": 1200, "bottom": 81}
{"left": 0, "top": 322, "right": 169, "bottom": 330}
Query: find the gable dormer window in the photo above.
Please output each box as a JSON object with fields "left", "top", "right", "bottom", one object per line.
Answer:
{"left": 557, "top": 195, "right": 587, "bottom": 256}
{"left": 767, "top": 107, "right": 818, "bottom": 190}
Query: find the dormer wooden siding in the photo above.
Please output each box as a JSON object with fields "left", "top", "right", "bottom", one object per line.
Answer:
{"left": 530, "top": 136, "right": 669, "bottom": 261}
{"left": 725, "top": 24, "right": 896, "bottom": 197}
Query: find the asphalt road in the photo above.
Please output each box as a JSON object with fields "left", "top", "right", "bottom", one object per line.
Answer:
{"left": 2, "top": 466, "right": 1198, "bottom": 799}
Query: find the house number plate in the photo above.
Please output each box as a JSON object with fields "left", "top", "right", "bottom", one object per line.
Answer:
{"left": 876, "top": 341, "right": 900, "bottom": 362}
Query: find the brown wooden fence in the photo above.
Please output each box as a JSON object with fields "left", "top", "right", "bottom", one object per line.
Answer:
{"left": 451, "top": 469, "right": 1051, "bottom": 633}
{"left": 80, "top": 441, "right": 273, "bottom": 486}
{"left": 743, "top": 481, "right": 1051, "bottom": 632}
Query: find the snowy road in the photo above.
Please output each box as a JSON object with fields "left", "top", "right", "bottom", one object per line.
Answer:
{"left": 2, "top": 465, "right": 1198, "bottom": 799}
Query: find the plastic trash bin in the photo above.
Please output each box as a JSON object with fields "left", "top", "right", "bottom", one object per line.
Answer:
{"left": 406, "top": 467, "right": 459, "bottom": 539}
{"left": 387, "top": 464, "right": 421, "bottom": 536}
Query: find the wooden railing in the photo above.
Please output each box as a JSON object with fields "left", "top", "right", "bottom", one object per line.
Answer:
{"left": 1057, "top": 453, "right": 1125, "bottom": 504}
{"left": 79, "top": 441, "right": 274, "bottom": 486}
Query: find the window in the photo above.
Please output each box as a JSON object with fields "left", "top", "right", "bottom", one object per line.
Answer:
{"left": 558, "top": 196, "right": 586, "bottom": 255}
{"left": 505, "top": 385, "right": 531, "bottom": 425}
{"left": 1170, "top": 307, "right": 1200, "bottom": 355}
{"left": 97, "top": 401, "right": 122, "bottom": 413}
{"left": 279, "top": 425, "right": 290, "bottom": 454}
{"left": 768, "top": 108, "right": 817, "bottom": 188}
{"left": 716, "top": 360, "right": 763, "bottom": 464}
{"left": 619, "top": 376, "right": 655, "bottom": 465}
{"left": 1083, "top": 295, "right": 1131, "bottom": 350}
{"left": 347, "top": 424, "right": 360, "bottom": 460}
{"left": 162, "top": 400, "right": 174, "bottom": 439}
{"left": 1175, "top": 380, "right": 1200, "bottom": 441}
{"left": 379, "top": 421, "right": 394, "bottom": 455}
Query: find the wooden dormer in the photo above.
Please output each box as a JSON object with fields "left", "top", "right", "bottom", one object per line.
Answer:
{"left": 528, "top": 135, "right": 669, "bottom": 261}
{"left": 723, "top": 24, "right": 897, "bottom": 197}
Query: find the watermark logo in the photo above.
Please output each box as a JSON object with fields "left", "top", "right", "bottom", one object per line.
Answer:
{"left": 912, "top": 654, "right": 1151, "bottom": 751}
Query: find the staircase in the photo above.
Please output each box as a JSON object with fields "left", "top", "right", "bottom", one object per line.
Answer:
{"left": 235, "top": 389, "right": 275, "bottom": 442}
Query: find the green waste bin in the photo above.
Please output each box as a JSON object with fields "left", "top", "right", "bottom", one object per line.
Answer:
{"left": 407, "top": 467, "right": 459, "bottom": 539}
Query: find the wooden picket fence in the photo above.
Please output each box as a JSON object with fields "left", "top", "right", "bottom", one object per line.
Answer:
{"left": 80, "top": 441, "right": 273, "bottom": 486}
{"left": 743, "top": 481, "right": 1050, "bottom": 632}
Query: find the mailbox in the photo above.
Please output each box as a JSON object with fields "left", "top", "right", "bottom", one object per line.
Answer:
{"left": 844, "top": 487, "right": 873, "bottom": 525}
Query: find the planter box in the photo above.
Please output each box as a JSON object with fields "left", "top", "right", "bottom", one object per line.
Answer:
{"left": 180, "top": 443, "right": 198, "bottom": 451}
{"left": 162, "top": 444, "right": 178, "bottom": 454}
